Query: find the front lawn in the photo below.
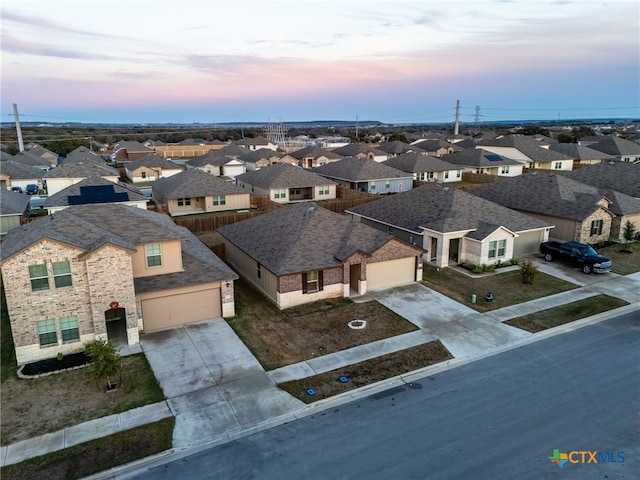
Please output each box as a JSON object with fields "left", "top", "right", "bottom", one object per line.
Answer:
{"left": 598, "top": 241, "right": 640, "bottom": 275}
{"left": 505, "top": 295, "right": 629, "bottom": 333}
{"left": 227, "top": 279, "right": 419, "bottom": 371}
{"left": 422, "top": 264, "right": 578, "bottom": 312}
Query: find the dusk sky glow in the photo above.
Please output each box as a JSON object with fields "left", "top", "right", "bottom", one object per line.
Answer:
{"left": 1, "top": 0, "right": 639, "bottom": 124}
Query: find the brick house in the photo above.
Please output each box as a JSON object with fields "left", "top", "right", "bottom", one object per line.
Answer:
{"left": 0, "top": 204, "right": 237, "bottom": 365}
{"left": 218, "top": 202, "right": 423, "bottom": 309}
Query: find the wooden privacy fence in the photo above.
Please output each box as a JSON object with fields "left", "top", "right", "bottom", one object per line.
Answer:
{"left": 461, "top": 172, "right": 501, "bottom": 184}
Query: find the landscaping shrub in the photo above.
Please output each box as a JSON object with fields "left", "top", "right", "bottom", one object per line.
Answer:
{"left": 520, "top": 260, "right": 540, "bottom": 285}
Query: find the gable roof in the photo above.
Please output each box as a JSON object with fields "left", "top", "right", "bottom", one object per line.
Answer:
{"left": 470, "top": 173, "right": 630, "bottom": 220}
{"left": 0, "top": 204, "right": 237, "bottom": 288}
{"left": 152, "top": 168, "right": 247, "bottom": 198}
{"left": 289, "top": 145, "right": 343, "bottom": 160}
{"left": 187, "top": 145, "right": 250, "bottom": 167}
{"left": 112, "top": 141, "right": 153, "bottom": 154}
{"left": 218, "top": 202, "right": 405, "bottom": 275}
{"left": 330, "top": 144, "right": 388, "bottom": 157}
{"left": 238, "top": 148, "right": 284, "bottom": 163}
{"left": 236, "top": 162, "right": 336, "bottom": 188}
{"left": 383, "top": 152, "right": 461, "bottom": 173}
{"left": 44, "top": 161, "right": 119, "bottom": 178}
{"left": 311, "top": 157, "right": 412, "bottom": 181}
{"left": 587, "top": 136, "right": 640, "bottom": 156}
{"left": 441, "top": 149, "right": 522, "bottom": 167}
{"left": 477, "top": 135, "right": 573, "bottom": 162}
{"left": 126, "top": 154, "right": 183, "bottom": 171}
{"left": 234, "top": 136, "right": 270, "bottom": 146}
{"left": 376, "top": 141, "right": 426, "bottom": 155}
{"left": 347, "top": 184, "right": 550, "bottom": 238}
{"left": 561, "top": 162, "right": 640, "bottom": 198}
{"left": 549, "top": 143, "right": 615, "bottom": 162}
{"left": 0, "top": 189, "right": 30, "bottom": 216}
{"left": 0, "top": 160, "right": 44, "bottom": 180}
{"left": 410, "top": 139, "right": 460, "bottom": 153}
{"left": 65, "top": 146, "right": 105, "bottom": 164}
{"left": 44, "top": 176, "right": 147, "bottom": 207}
{"left": 11, "top": 151, "right": 55, "bottom": 169}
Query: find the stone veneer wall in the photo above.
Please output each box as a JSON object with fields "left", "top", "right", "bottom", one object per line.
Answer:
{"left": 575, "top": 209, "right": 613, "bottom": 244}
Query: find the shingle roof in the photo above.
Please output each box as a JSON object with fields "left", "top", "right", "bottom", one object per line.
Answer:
{"left": 376, "top": 141, "right": 426, "bottom": 155}
{"left": 477, "top": 135, "right": 573, "bottom": 162}
{"left": 44, "top": 161, "right": 119, "bottom": 178}
{"left": 236, "top": 163, "right": 336, "bottom": 188}
{"left": 0, "top": 160, "right": 44, "bottom": 180}
{"left": 470, "top": 173, "right": 640, "bottom": 219}
{"left": 44, "top": 176, "right": 147, "bottom": 207}
{"left": 11, "top": 151, "right": 54, "bottom": 168}
{"left": 187, "top": 146, "right": 250, "bottom": 167}
{"left": 311, "top": 157, "right": 413, "bottom": 181}
{"left": 238, "top": 149, "right": 284, "bottom": 163}
{"left": 289, "top": 145, "right": 343, "bottom": 160}
{"left": 0, "top": 189, "right": 30, "bottom": 215}
{"left": 383, "top": 152, "right": 461, "bottom": 173}
{"left": 410, "top": 139, "right": 459, "bottom": 153}
{"left": 441, "top": 149, "right": 522, "bottom": 167}
{"left": 0, "top": 204, "right": 237, "bottom": 289}
{"left": 152, "top": 168, "right": 247, "bottom": 198}
{"left": 218, "top": 202, "right": 400, "bottom": 275}
{"left": 549, "top": 143, "right": 615, "bottom": 162}
{"left": 587, "top": 136, "right": 640, "bottom": 156}
{"left": 234, "top": 136, "right": 270, "bottom": 146}
{"left": 561, "top": 162, "right": 640, "bottom": 198}
{"left": 331, "top": 144, "right": 388, "bottom": 157}
{"left": 112, "top": 141, "right": 153, "bottom": 153}
{"left": 65, "top": 146, "right": 106, "bottom": 164}
{"left": 347, "top": 184, "right": 550, "bottom": 238}
{"left": 126, "top": 154, "right": 183, "bottom": 171}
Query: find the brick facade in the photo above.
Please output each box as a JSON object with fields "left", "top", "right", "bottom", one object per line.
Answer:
{"left": 575, "top": 208, "right": 613, "bottom": 244}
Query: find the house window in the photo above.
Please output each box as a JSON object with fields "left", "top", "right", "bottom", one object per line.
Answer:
{"left": 554, "top": 162, "right": 562, "bottom": 170}
{"left": 29, "top": 264, "right": 49, "bottom": 291}
{"left": 489, "top": 240, "right": 507, "bottom": 259}
{"left": 385, "top": 180, "right": 391, "bottom": 189}
{"left": 53, "top": 261, "right": 72, "bottom": 288}
{"left": 274, "top": 189, "right": 286, "bottom": 199}
{"left": 177, "top": 198, "right": 191, "bottom": 206}
{"left": 456, "top": 170, "right": 461, "bottom": 178}
{"left": 257, "top": 262, "right": 262, "bottom": 279}
{"left": 319, "top": 186, "right": 330, "bottom": 195}
{"left": 303, "top": 271, "right": 323, "bottom": 294}
{"left": 213, "top": 195, "right": 226, "bottom": 206}
{"left": 501, "top": 166, "right": 510, "bottom": 174}
{"left": 145, "top": 243, "right": 162, "bottom": 267}
{"left": 141, "top": 171, "right": 147, "bottom": 179}
{"left": 370, "top": 181, "right": 376, "bottom": 190}
{"left": 408, "top": 235, "right": 415, "bottom": 245}
{"left": 37, "top": 319, "right": 57, "bottom": 346}
{"left": 476, "top": 168, "right": 485, "bottom": 174}
{"left": 60, "top": 316, "right": 80, "bottom": 342}
{"left": 590, "top": 219, "right": 603, "bottom": 236}
{"left": 497, "top": 239, "right": 506, "bottom": 257}
{"left": 444, "top": 172, "right": 449, "bottom": 179}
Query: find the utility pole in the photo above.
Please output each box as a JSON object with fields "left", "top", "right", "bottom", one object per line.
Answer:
{"left": 474, "top": 106, "right": 481, "bottom": 132}
{"left": 355, "top": 114, "right": 359, "bottom": 143}
{"left": 13, "top": 103, "right": 25, "bottom": 152}
{"left": 454, "top": 100, "right": 460, "bottom": 136}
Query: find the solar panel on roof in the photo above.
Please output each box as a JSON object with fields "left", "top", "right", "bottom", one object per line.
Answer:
{"left": 68, "top": 184, "right": 129, "bottom": 205}
{"left": 485, "top": 154, "right": 503, "bottom": 162}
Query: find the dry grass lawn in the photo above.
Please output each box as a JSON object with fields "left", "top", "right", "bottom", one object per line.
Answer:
{"left": 598, "top": 241, "right": 640, "bottom": 275}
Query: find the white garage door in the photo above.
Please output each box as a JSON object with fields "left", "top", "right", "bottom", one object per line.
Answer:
{"left": 513, "top": 231, "right": 543, "bottom": 257}
{"left": 367, "top": 257, "right": 416, "bottom": 291}
{"left": 142, "top": 288, "right": 221, "bottom": 332}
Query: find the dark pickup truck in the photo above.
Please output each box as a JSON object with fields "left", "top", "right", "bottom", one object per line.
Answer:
{"left": 539, "top": 241, "right": 612, "bottom": 274}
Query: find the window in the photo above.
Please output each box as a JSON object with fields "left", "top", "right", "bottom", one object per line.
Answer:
{"left": 213, "top": 195, "right": 226, "bottom": 206}
{"left": 319, "top": 186, "right": 330, "bottom": 195}
{"left": 385, "top": 180, "right": 391, "bottom": 189}
{"left": 37, "top": 319, "right": 57, "bottom": 346}
{"left": 456, "top": 170, "right": 461, "bottom": 178}
{"left": 489, "top": 240, "right": 507, "bottom": 259}
{"left": 303, "top": 271, "right": 323, "bottom": 293}
{"left": 257, "top": 262, "right": 262, "bottom": 279}
{"left": 497, "top": 239, "right": 506, "bottom": 257}
{"left": 370, "top": 181, "right": 376, "bottom": 190}
{"left": 60, "top": 316, "right": 80, "bottom": 342}
{"left": 177, "top": 198, "right": 191, "bottom": 206}
{"left": 29, "top": 264, "right": 49, "bottom": 291}
{"left": 444, "top": 172, "right": 449, "bottom": 179}
{"left": 53, "top": 261, "right": 72, "bottom": 288}
{"left": 145, "top": 243, "right": 162, "bottom": 267}
{"left": 554, "top": 161, "right": 562, "bottom": 170}
{"left": 501, "top": 166, "right": 510, "bottom": 174}
{"left": 590, "top": 219, "right": 603, "bottom": 236}
{"left": 274, "top": 189, "right": 286, "bottom": 199}
{"left": 141, "top": 171, "right": 147, "bottom": 179}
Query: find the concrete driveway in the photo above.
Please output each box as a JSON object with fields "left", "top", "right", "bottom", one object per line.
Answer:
{"left": 369, "top": 283, "right": 531, "bottom": 358}
{"left": 141, "top": 319, "right": 303, "bottom": 448}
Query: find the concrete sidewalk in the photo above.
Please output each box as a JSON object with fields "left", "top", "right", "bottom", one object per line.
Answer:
{"left": 2, "top": 269, "right": 639, "bottom": 471}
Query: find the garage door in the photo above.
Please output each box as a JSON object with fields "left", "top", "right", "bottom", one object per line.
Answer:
{"left": 513, "top": 231, "right": 543, "bottom": 257}
{"left": 142, "top": 288, "right": 221, "bottom": 332}
{"left": 367, "top": 257, "right": 416, "bottom": 291}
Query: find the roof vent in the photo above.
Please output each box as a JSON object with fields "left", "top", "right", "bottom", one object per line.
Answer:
{"left": 442, "top": 187, "right": 450, "bottom": 193}
{"left": 308, "top": 206, "right": 316, "bottom": 213}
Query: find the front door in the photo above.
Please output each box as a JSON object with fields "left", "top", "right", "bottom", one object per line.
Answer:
{"left": 349, "top": 263, "right": 361, "bottom": 294}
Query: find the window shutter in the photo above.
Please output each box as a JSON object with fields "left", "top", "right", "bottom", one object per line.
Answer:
{"left": 302, "top": 273, "right": 308, "bottom": 293}
{"left": 318, "top": 271, "right": 324, "bottom": 291}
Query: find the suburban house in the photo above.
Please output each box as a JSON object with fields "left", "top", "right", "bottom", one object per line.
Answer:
{"left": 312, "top": 157, "right": 414, "bottom": 194}
{"left": 124, "top": 154, "right": 185, "bottom": 183}
{"left": 185, "top": 150, "right": 247, "bottom": 178}
{"left": 152, "top": 138, "right": 227, "bottom": 158}
{"left": 235, "top": 163, "right": 337, "bottom": 203}
{"left": 110, "top": 140, "right": 154, "bottom": 162}
{"left": 44, "top": 161, "right": 120, "bottom": 196}
{"left": 561, "top": 162, "right": 640, "bottom": 198}
{"left": 289, "top": 145, "right": 344, "bottom": 169}
{"left": 376, "top": 141, "right": 426, "bottom": 157}
{"left": 24, "top": 143, "right": 60, "bottom": 165}
{"left": 409, "top": 139, "right": 460, "bottom": 157}
{"left": 10, "top": 151, "right": 56, "bottom": 171}
{"left": 0, "top": 189, "right": 30, "bottom": 235}
{"left": 0, "top": 204, "right": 238, "bottom": 365}
{"left": 152, "top": 168, "right": 251, "bottom": 216}
{"left": 234, "top": 136, "right": 278, "bottom": 151}
{"left": 585, "top": 135, "right": 640, "bottom": 163}
{"left": 548, "top": 143, "right": 615, "bottom": 166}
{"left": 441, "top": 149, "right": 524, "bottom": 177}
{"left": 217, "top": 202, "right": 424, "bottom": 309}
{"left": 44, "top": 176, "right": 148, "bottom": 214}
{"left": 64, "top": 146, "right": 107, "bottom": 164}
{"left": 330, "top": 144, "right": 389, "bottom": 162}
{"left": 476, "top": 135, "right": 575, "bottom": 170}
{"left": 383, "top": 152, "right": 463, "bottom": 182}
{"left": 347, "top": 184, "right": 552, "bottom": 269}
{"left": 0, "top": 160, "right": 44, "bottom": 192}
{"left": 238, "top": 149, "right": 287, "bottom": 171}
{"left": 470, "top": 173, "right": 640, "bottom": 243}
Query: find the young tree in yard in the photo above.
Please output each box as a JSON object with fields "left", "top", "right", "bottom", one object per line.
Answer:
{"left": 520, "top": 260, "right": 540, "bottom": 285}
{"left": 622, "top": 221, "right": 636, "bottom": 250}
{"left": 86, "top": 340, "right": 122, "bottom": 391}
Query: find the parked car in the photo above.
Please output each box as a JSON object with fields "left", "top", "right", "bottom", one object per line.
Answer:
{"left": 11, "top": 186, "right": 23, "bottom": 193}
{"left": 25, "top": 184, "right": 39, "bottom": 195}
{"left": 539, "top": 241, "right": 612, "bottom": 274}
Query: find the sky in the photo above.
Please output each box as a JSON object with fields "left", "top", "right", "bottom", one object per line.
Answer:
{"left": 1, "top": 0, "right": 639, "bottom": 125}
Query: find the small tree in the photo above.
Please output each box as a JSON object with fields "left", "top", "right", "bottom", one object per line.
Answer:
{"left": 85, "top": 340, "right": 122, "bottom": 391}
{"left": 622, "top": 220, "right": 636, "bottom": 250}
{"left": 520, "top": 260, "right": 540, "bottom": 285}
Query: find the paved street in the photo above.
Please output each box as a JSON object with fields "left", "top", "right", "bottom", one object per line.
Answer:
{"left": 129, "top": 311, "right": 640, "bottom": 480}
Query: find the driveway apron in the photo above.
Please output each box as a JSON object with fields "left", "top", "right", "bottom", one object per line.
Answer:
{"left": 141, "top": 319, "right": 303, "bottom": 448}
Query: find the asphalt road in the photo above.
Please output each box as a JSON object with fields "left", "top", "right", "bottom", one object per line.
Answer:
{"left": 131, "top": 312, "right": 640, "bottom": 480}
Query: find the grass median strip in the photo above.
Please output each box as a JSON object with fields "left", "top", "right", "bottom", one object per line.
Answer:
{"left": 0, "top": 417, "right": 175, "bottom": 480}
{"left": 278, "top": 340, "right": 453, "bottom": 403}
{"left": 505, "top": 294, "right": 629, "bottom": 333}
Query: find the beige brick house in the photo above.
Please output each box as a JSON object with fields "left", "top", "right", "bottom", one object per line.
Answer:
{"left": 0, "top": 204, "right": 237, "bottom": 365}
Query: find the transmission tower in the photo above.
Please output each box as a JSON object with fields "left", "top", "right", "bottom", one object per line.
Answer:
{"left": 474, "top": 106, "right": 482, "bottom": 131}
{"left": 264, "top": 119, "right": 287, "bottom": 146}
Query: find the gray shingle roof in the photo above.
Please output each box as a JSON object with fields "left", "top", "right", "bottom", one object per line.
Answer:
{"left": 187, "top": 146, "right": 250, "bottom": 167}
{"left": 549, "top": 143, "right": 615, "bottom": 162}
{"left": 347, "top": 183, "right": 551, "bottom": 237}
{"left": 587, "top": 136, "right": 640, "bottom": 156}
{"left": 218, "top": 202, "right": 400, "bottom": 275}
{"left": 331, "top": 144, "right": 388, "bottom": 157}
{"left": 289, "top": 145, "right": 344, "bottom": 160}
{"left": 11, "top": 151, "right": 54, "bottom": 168}
{"left": 112, "top": 141, "right": 153, "bottom": 153}
{"left": 126, "top": 154, "right": 183, "bottom": 171}
{"left": 0, "top": 204, "right": 236, "bottom": 289}
{"left": 441, "top": 149, "right": 522, "bottom": 167}
{"left": 44, "top": 176, "right": 147, "bottom": 207}
{"left": 311, "top": 157, "right": 413, "bottom": 181}
{"left": 0, "top": 160, "right": 44, "bottom": 180}
{"left": 561, "top": 162, "right": 640, "bottom": 198}
{"left": 236, "top": 163, "right": 336, "bottom": 188}
{"left": 152, "top": 169, "right": 247, "bottom": 198}
{"left": 376, "top": 141, "right": 426, "bottom": 155}
{"left": 0, "top": 189, "right": 30, "bottom": 215}
{"left": 477, "top": 135, "right": 573, "bottom": 162}
{"left": 238, "top": 149, "right": 284, "bottom": 163}
{"left": 44, "top": 161, "right": 119, "bottom": 178}
{"left": 383, "top": 152, "right": 461, "bottom": 173}
{"left": 65, "top": 146, "right": 106, "bottom": 164}
{"left": 471, "top": 173, "right": 640, "bottom": 219}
